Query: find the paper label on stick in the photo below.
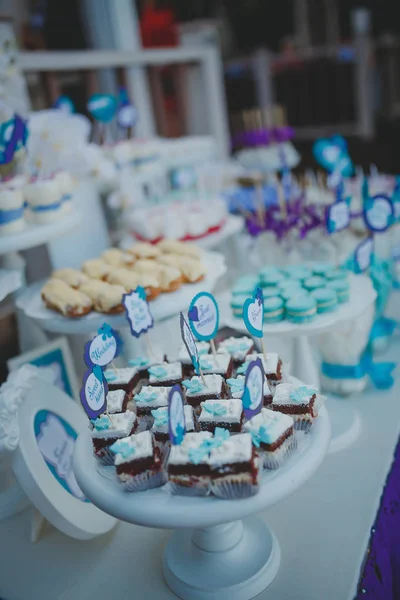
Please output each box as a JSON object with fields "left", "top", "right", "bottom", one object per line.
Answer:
{"left": 80, "top": 365, "right": 108, "bottom": 420}
{"left": 188, "top": 292, "right": 219, "bottom": 342}
{"left": 243, "top": 287, "right": 264, "bottom": 338}
{"left": 363, "top": 194, "right": 394, "bottom": 233}
{"left": 123, "top": 287, "right": 154, "bottom": 339}
{"left": 326, "top": 201, "right": 350, "bottom": 234}
{"left": 180, "top": 312, "right": 200, "bottom": 375}
{"left": 84, "top": 323, "right": 122, "bottom": 368}
{"left": 242, "top": 358, "right": 264, "bottom": 418}
{"left": 168, "top": 385, "right": 186, "bottom": 445}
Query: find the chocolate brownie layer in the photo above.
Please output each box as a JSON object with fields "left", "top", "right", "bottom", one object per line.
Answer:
{"left": 116, "top": 446, "right": 162, "bottom": 477}
{"left": 108, "top": 372, "right": 141, "bottom": 394}
{"left": 199, "top": 421, "right": 242, "bottom": 433}
{"left": 267, "top": 359, "right": 283, "bottom": 382}
{"left": 92, "top": 423, "right": 137, "bottom": 451}
{"left": 272, "top": 395, "right": 316, "bottom": 416}
{"left": 260, "top": 426, "right": 293, "bottom": 452}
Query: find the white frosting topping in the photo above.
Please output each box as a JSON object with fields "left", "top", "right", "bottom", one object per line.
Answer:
{"left": 106, "top": 390, "right": 126, "bottom": 413}
{"left": 149, "top": 362, "right": 182, "bottom": 384}
{"left": 106, "top": 268, "right": 141, "bottom": 290}
{"left": 245, "top": 352, "right": 279, "bottom": 376}
{"left": 133, "top": 259, "right": 161, "bottom": 276}
{"left": 102, "top": 248, "right": 133, "bottom": 267}
{"left": 158, "top": 265, "right": 182, "bottom": 288}
{"left": 227, "top": 375, "right": 272, "bottom": 399}
{"left": 52, "top": 268, "right": 89, "bottom": 289}
{"left": 199, "top": 353, "right": 231, "bottom": 375}
{"left": 41, "top": 279, "right": 92, "bottom": 314}
{"left": 183, "top": 374, "right": 223, "bottom": 397}
{"left": 243, "top": 408, "right": 293, "bottom": 443}
{"left": 158, "top": 239, "right": 201, "bottom": 259}
{"left": 199, "top": 399, "right": 243, "bottom": 424}
{"left": 272, "top": 383, "right": 317, "bottom": 406}
{"left": 24, "top": 178, "right": 61, "bottom": 207}
{"left": 79, "top": 280, "right": 125, "bottom": 312}
{"left": 104, "top": 367, "right": 138, "bottom": 385}
{"left": 91, "top": 411, "right": 136, "bottom": 440}
{"left": 128, "top": 242, "right": 161, "bottom": 259}
{"left": 177, "top": 341, "right": 210, "bottom": 364}
{"left": 134, "top": 385, "right": 171, "bottom": 408}
{"left": 168, "top": 431, "right": 213, "bottom": 465}
{"left": 0, "top": 187, "right": 24, "bottom": 210}
{"left": 217, "top": 336, "right": 254, "bottom": 361}
{"left": 208, "top": 433, "right": 252, "bottom": 466}
{"left": 113, "top": 431, "right": 153, "bottom": 466}
{"left": 82, "top": 259, "right": 111, "bottom": 280}
{"left": 151, "top": 405, "right": 195, "bottom": 434}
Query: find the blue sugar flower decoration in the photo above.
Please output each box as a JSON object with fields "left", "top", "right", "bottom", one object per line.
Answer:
{"left": 104, "top": 369, "right": 117, "bottom": 382}
{"left": 148, "top": 365, "right": 168, "bottom": 379}
{"left": 203, "top": 402, "right": 227, "bottom": 417}
{"left": 226, "top": 342, "right": 250, "bottom": 353}
{"left": 237, "top": 363, "right": 249, "bottom": 375}
{"left": 189, "top": 445, "right": 209, "bottom": 465}
{"left": 182, "top": 379, "right": 204, "bottom": 394}
{"left": 200, "top": 358, "right": 213, "bottom": 370}
{"left": 135, "top": 390, "right": 158, "bottom": 403}
{"left": 98, "top": 323, "right": 113, "bottom": 340}
{"left": 92, "top": 415, "right": 110, "bottom": 431}
{"left": 208, "top": 427, "right": 230, "bottom": 449}
{"left": 129, "top": 356, "right": 150, "bottom": 367}
{"left": 249, "top": 429, "right": 261, "bottom": 448}
{"left": 151, "top": 408, "right": 168, "bottom": 427}
{"left": 226, "top": 377, "right": 244, "bottom": 394}
{"left": 110, "top": 440, "right": 135, "bottom": 459}
{"left": 289, "top": 385, "right": 315, "bottom": 404}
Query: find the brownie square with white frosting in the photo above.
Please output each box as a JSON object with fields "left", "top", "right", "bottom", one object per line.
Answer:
{"left": 238, "top": 352, "right": 283, "bottom": 383}
{"left": 217, "top": 336, "right": 254, "bottom": 366}
{"left": 148, "top": 362, "right": 182, "bottom": 386}
{"left": 271, "top": 382, "right": 320, "bottom": 431}
{"left": 110, "top": 430, "right": 164, "bottom": 490}
{"left": 134, "top": 385, "right": 171, "bottom": 418}
{"left": 198, "top": 399, "right": 244, "bottom": 433}
{"left": 226, "top": 375, "right": 273, "bottom": 406}
{"left": 243, "top": 408, "right": 295, "bottom": 468}
{"left": 104, "top": 367, "right": 140, "bottom": 393}
{"left": 91, "top": 411, "right": 137, "bottom": 463}
{"left": 182, "top": 374, "right": 226, "bottom": 412}
{"left": 198, "top": 354, "right": 233, "bottom": 378}
{"left": 106, "top": 389, "right": 131, "bottom": 414}
{"left": 151, "top": 405, "right": 195, "bottom": 444}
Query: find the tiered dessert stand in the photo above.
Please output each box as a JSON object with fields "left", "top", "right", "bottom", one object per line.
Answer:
{"left": 222, "top": 274, "right": 377, "bottom": 454}
{"left": 74, "top": 406, "right": 330, "bottom": 600}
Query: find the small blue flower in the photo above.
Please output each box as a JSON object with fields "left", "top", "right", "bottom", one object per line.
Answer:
{"left": 200, "top": 358, "right": 213, "bottom": 370}
{"left": 289, "top": 385, "right": 315, "bottom": 404}
{"left": 226, "top": 377, "right": 244, "bottom": 394}
{"left": 135, "top": 390, "right": 158, "bottom": 403}
{"left": 148, "top": 365, "right": 168, "bottom": 379}
{"left": 110, "top": 440, "right": 135, "bottom": 459}
{"left": 182, "top": 379, "right": 204, "bottom": 394}
{"left": 226, "top": 342, "right": 250, "bottom": 354}
{"left": 189, "top": 445, "right": 209, "bottom": 464}
{"left": 151, "top": 407, "right": 168, "bottom": 427}
{"left": 208, "top": 427, "right": 230, "bottom": 449}
{"left": 129, "top": 356, "right": 150, "bottom": 367}
{"left": 202, "top": 402, "right": 227, "bottom": 417}
{"left": 237, "top": 363, "right": 249, "bottom": 375}
{"left": 91, "top": 415, "right": 110, "bottom": 431}
{"left": 104, "top": 369, "right": 117, "bottom": 382}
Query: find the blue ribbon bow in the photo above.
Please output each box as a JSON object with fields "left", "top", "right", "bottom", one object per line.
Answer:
{"left": 322, "top": 351, "right": 396, "bottom": 390}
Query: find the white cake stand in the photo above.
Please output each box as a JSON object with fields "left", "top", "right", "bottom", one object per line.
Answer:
{"left": 73, "top": 407, "right": 330, "bottom": 600}
{"left": 17, "top": 250, "right": 226, "bottom": 335}
{"left": 221, "top": 274, "right": 377, "bottom": 455}
{"left": 0, "top": 268, "right": 22, "bottom": 302}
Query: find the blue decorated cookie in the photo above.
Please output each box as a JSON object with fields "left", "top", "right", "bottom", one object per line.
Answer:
{"left": 310, "top": 262, "right": 332, "bottom": 277}
{"left": 263, "top": 296, "right": 285, "bottom": 323}
{"left": 325, "top": 268, "right": 348, "bottom": 282}
{"left": 310, "top": 287, "right": 338, "bottom": 313}
{"left": 259, "top": 270, "right": 286, "bottom": 288}
{"left": 286, "top": 295, "right": 317, "bottom": 323}
{"left": 303, "top": 276, "right": 326, "bottom": 292}
{"left": 327, "top": 279, "right": 350, "bottom": 303}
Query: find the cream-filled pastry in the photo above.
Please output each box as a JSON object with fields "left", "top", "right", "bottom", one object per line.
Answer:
{"left": 52, "top": 268, "right": 89, "bottom": 289}
{"left": 41, "top": 279, "right": 92, "bottom": 317}
{"left": 81, "top": 258, "right": 111, "bottom": 280}
{"left": 80, "top": 279, "right": 125, "bottom": 314}
{"left": 157, "top": 239, "right": 201, "bottom": 260}
{"left": 102, "top": 248, "right": 135, "bottom": 267}
{"left": 127, "top": 242, "right": 161, "bottom": 260}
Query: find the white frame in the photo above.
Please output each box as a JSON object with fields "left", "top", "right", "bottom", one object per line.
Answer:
{"left": 7, "top": 336, "right": 79, "bottom": 401}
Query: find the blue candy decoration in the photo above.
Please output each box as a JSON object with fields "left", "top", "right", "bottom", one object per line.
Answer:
{"left": 135, "top": 390, "right": 158, "bottom": 403}
{"left": 91, "top": 415, "right": 110, "bottom": 431}
{"left": 148, "top": 365, "right": 168, "bottom": 379}
{"left": 128, "top": 357, "right": 150, "bottom": 367}
{"left": 237, "top": 363, "right": 249, "bottom": 375}
{"left": 110, "top": 440, "right": 135, "bottom": 459}
{"left": 313, "top": 135, "right": 353, "bottom": 176}
{"left": 199, "top": 358, "right": 213, "bottom": 371}
{"left": 104, "top": 369, "right": 117, "bottom": 382}
{"left": 182, "top": 379, "right": 204, "bottom": 394}
{"left": 151, "top": 408, "right": 168, "bottom": 427}
{"left": 87, "top": 94, "right": 117, "bottom": 123}
{"left": 202, "top": 402, "right": 227, "bottom": 417}
{"left": 226, "top": 377, "right": 244, "bottom": 394}
{"left": 289, "top": 385, "right": 315, "bottom": 404}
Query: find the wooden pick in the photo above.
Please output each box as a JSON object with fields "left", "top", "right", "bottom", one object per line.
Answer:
{"left": 210, "top": 338, "right": 217, "bottom": 357}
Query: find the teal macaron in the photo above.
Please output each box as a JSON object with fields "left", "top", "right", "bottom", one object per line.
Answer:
{"left": 310, "top": 262, "right": 333, "bottom": 277}
{"left": 232, "top": 279, "right": 259, "bottom": 297}
{"left": 280, "top": 288, "right": 309, "bottom": 302}
{"left": 303, "top": 276, "right": 326, "bottom": 292}
{"left": 325, "top": 268, "right": 348, "bottom": 282}
{"left": 263, "top": 296, "right": 285, "bottom": 323}
{"left": 286, "top": 295, "right": 317, "bottom": 323}
{"left": 262, "top": 286, "right": 281, "bottom": 299}
{"left": 278, "top": 279, "right": 303, "bottom": 293}
{"left": 260, "top": 270, "right": 286, "bottom": 287}
{"left": 258, "top": 266, "right": 282, "bottom": 279}
{"left": 310, "top": 287, "right": 338, "bottom": 313}
{"left": 327, "top": 279, "right": 350, "bottom": 303}
{"left": 283, "top": 265, "right": 312, "bottom": 282}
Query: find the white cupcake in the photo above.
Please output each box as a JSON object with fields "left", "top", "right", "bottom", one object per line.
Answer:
{"left": 0, "top": 185, "right": 25, "bottom": 235}
{"left": 24, "top": 177, "right": 64, "bottom": 224}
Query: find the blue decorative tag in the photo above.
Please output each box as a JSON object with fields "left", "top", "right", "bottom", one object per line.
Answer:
{"left": 242, "top": 358, "right": 264, "bottom": 418}
{"left": 168, "top": 385, "right": 186, "bottom": 445}
{"left": 363, "top": 194, "right": 394, "bottom": 233}
{"left": 354, "top": 237, "right": 374, "bottom": 273}
{"left": 123, "top": 286, "right": 154, "bottom": 339}
{"left": 84, "top": 323, "right": 122, "bottom": 368}
{"left": 188, "top": 292, "right": 219, "bottom": 342}
{"left": 87, "top": 94, "right": 117, "bottom": 123}
{"left": 0, "top": 114, "right": 29, "bottom": 165}
{"left": 180, "top": 312, "right": 200, "bottom": 375}
{"left": 326, "top": 200, "right": 350, "bottom": 234}
{"left": 53, "top": 96, "right": 75, "bottom": 113}
{"left": 313, "top": 135, "right": 353, "bottom": 176}
{"left": 243, "top": 287, "right": 264, "bottom": 338}
{"left": 80, "top": 365, "right": 108, "bottom": 420}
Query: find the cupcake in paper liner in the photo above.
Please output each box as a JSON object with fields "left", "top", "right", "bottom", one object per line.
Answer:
{"left": 318, "top": 303, "right": 375, "bottom": 396}
{"left": 91, "top": 412, "right": 138, "bottom": 466}
{"left": 167, "top": 431, "right": 213, "bottom": 497}
{"left": 110, "top": 431, "right": 165, "bottom": 493}
{"left": 244, "top": 408, "right": 297, "bottom": 470}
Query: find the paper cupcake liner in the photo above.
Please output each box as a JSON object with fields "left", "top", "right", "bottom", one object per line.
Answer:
{"left": 168, "top": 477, "right": 210, "bottom": 497}
{"left": 119, "top": 468, "right": 166, "bottom": 492}
{"left": 94, "top": 447, "right": 115, "bottom": 466}
{"left": 154, "top": 439, "right": 171, "bottom": 461}
{"left": 210, "top": 476, "right": 259, "bottom": 499}
{"left": 293, "top": 418, "right": 314, "bottom": 433}
{"left": 136, "top": 414, "right": 154, "bottom": 432}
{"left": 262, "top": 434, "right": 297, "bottom": 470}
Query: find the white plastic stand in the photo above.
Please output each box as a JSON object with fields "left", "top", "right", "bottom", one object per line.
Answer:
{"left": 221, "top": 274, "right": 377, "bottom": 455}
{"left": 73, "top": 407, "right": 330, "bottom": 600}
{"left": 0, "top": 268, "right": 22, "bottom": 302}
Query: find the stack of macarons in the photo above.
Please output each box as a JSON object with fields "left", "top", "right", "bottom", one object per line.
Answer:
{"left": 230, "top": 262, "right": 350, "bottom": 324}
